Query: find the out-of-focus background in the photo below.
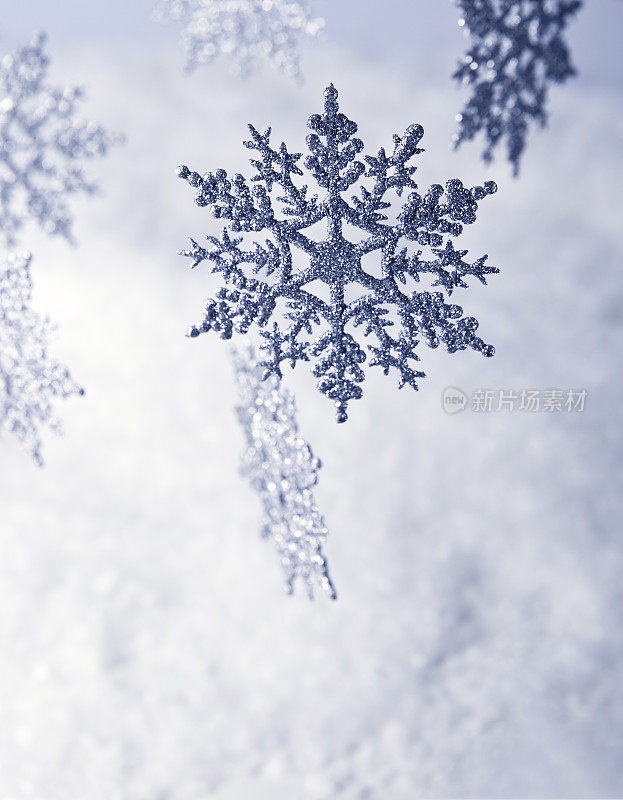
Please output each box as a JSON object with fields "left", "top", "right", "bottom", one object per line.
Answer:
{"left": 1, "top": 1, "right": 623, "bottom": 798}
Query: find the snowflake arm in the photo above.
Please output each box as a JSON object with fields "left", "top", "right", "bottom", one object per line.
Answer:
{"left": 179, "top": 84, "right": 499, "bottom": 422}
{"left": 0, "top": 252, "right": 84, "bottom": 465}
{"left": 233, "top": 343, "right": 336, "bottom": 599}
{"left": 0, "top": 32, "right": 123, "bottom": 247}
{"left": 453, "top": 0, "right": 583, "bottom": 174}
{"left": 154, "top": 0, "right": 325, "bottom": 82}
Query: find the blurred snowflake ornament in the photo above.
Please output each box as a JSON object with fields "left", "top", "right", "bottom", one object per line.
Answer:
{"left": 0, "top": 252, "right": 84, "bottom": 465}
{"left": 234, "top": 343, "right": 336, "bottom": 599}
{"left": 154, "top": 0, "right": 324, "bottom": 81}
{"left": 0, "top": 32, "right": 122, "bottom": 247}
{"left": 179, "top": 84, "right": 499, "bottom": 422}
{"left": 453, "top": 0, "right": 582, "bottom": 174}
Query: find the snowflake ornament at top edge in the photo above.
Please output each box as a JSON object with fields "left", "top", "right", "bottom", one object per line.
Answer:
{"left": 154, "top": 0, "right": 325, "bottom": 82}
{"left": 0, "top": 31, "right": 123, "bottom": 248}
{"left": 0, "top": 251, "right": 84, "bottom": 465}
{"left": 179, "top": 84, "right": 499, "bottom": 423}
{"left": 234, "top": 343, "right": 336, "bottom": 600}
{"left": 453, "top": 0, "right": 583, "bottom": 175}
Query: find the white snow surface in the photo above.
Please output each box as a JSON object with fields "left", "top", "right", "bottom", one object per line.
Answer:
{"left": 1, "top": 23, "right": 623, "bottom": 800}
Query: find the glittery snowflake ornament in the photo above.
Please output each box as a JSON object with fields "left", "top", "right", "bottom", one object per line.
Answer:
{"left": 0, "top": 32, "right": 122, "bottom": 247}
{"left": 0, "top": 252, "right": 84, "bottom": 465}
{"left": 180, "top": 85, "right": 499, "bottom": 422}
{"left": 155, "top": 0, "right": 324, "bottom": 81}
{"left": 234, "top": 344, "right": 336, "bottom": 599}
{"left": 453, "top": 0, "right": 582, "bottom": 174}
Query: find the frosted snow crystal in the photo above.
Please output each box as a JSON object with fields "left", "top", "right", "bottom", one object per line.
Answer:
{"left": 180, "top": 84, "right": 499, "bottom": 422}
{"left": 234, "top": 344, "right": 336, "bottom": 599}
{"left": 0, "top": 252, "right": 84, "bottom": 465}
{"left": 154, "top": 0, "right": 324, "bottom": 81}
{"left": 453, "top": 0, "right": 582, "bottom": 174}
{"left": 0, "top": 32, "right": 122, "bottom": 247}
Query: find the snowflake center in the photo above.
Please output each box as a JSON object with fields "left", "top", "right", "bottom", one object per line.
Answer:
{"left": 311, "top": 236, "right": 360, "bottom": 286}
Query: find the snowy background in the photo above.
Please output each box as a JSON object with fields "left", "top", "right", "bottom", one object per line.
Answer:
{"left": 1, "top": 1, "right": 623, "bottom": 797}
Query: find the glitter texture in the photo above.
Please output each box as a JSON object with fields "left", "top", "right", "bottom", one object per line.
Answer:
{"left": 453, "top": 0, "right": 582, "bottom": 175}
{"left": 0, "top": 252, "right": 84, "bottom": 465}
{"left": 0, "top": 32, "right": 122, "bottom": 247}
{"left": 180, "top": 85, "right": 499, "bottom": 422}
{"left": 233, "top": 343, "right": 336, "bottom": 599}
{"left": 154, "top": 0, "right": 324, "bottom": 81}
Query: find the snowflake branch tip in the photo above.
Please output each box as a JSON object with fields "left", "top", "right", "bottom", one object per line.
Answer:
{"left": 179, "top": 84, "right": 499, "bottom": 421}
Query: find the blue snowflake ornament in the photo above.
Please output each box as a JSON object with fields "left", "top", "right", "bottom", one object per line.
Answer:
{"left": 0, "top": 32, "right": 123, "bottom": 247}
{"left": 179, "top": 85, "right": 499, "bottom": 422}
{"left": 453, "top": 0, "right": 582, "bottom": 175}
{"left": 0, "top": 252, "right": 84, "bottom": 465}
{"left": 155, "top": 0, "right": 324, "bottom": 82}
{"left": 234, "top": 343, "right": 336, "bottom": 599}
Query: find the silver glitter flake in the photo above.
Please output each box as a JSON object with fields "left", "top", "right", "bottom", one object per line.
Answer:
{"left": 180, "top": 85, "right": 499, "bottom": 422}
{"left": 154, "top": 0, "right": 324, "bottom": 81}
{"left": 0, "top": 252, "right": 84, "bottom": 465}
{"left": 453, "top": 0, "right": 582, "bottom": 175}
{"left": 0, "top": 32, "right": 122, "bottom": 247}
{"left": 234, "top": 344, "right": 336, "bottom": 599}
